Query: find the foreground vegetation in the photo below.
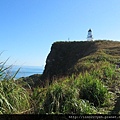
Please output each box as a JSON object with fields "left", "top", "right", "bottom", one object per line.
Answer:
{"left": 0, "top": 40, "right": 120, "bottom": 114}
{"left": 0, "top": 60, "right": 31, "bottom": 114}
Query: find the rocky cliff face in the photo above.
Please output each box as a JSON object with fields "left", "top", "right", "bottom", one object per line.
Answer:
{"left": 42, "top": 41, "right": 98, "bottom": 80}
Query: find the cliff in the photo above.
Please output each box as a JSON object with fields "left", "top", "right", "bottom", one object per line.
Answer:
{"left": 16, "top": 40, "right": 120, "bottom": 114}
{"left": 42, "top": 40, "right": 120, "bottom": 81}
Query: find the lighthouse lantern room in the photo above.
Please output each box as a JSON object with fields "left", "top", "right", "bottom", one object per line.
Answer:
{"left": 87, "top": 29, "right": 93, "bottom": 41}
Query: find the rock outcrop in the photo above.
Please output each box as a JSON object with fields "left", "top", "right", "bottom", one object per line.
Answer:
{"left": 42, "top": 41, "right": 98, "bottom": 80}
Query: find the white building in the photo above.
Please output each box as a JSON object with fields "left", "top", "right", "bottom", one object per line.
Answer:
{"left": 87, "top": 29, "right": 93, "bottom": 41}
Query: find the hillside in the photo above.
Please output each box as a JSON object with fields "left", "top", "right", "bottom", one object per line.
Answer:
{"left": 38, "top": 40, "right": 120, "bottom": 114}
{"left": 19, "top": 40, "right": 120, "bottom": 114}
{"left": 1, "top": 40, "right": 120, "bottom": 115}
{"left": 42, "top": 40, "right": 120, "bottom": 81}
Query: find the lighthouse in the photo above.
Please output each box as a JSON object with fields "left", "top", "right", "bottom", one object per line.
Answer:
{"left": 87, "top": 29, "right": 93, "bottom": 41}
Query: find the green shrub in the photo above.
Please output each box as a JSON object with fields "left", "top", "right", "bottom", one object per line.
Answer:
{"left": 76, "top": 73, "right": 111, "bottom": 107}
{"left": 30, "top": 72, "right": 112, "bottom": 114}
{"left": 63, "top": 99, "right": 97, "bottom": 114}
{"left": 31, "top": 87, "right": 47, "bottom": 114}
{"left": 43, "top": 81, "right": 97, "bottom": 114}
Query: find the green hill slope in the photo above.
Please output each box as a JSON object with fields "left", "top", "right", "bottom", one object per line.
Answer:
{"left": 42, "top": 40, "right": 120, "bottom": 81}
{"left": 36, "top": 40, "right": 120, "bottom": 114}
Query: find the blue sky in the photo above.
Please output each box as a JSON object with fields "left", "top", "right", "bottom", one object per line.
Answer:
{"left": 0, "top": 0, "right": 120, "bottom": 66}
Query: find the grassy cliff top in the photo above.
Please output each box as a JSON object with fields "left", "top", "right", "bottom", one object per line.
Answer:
{"left": 42, "top": 40, "right": 120, "bottom": 80}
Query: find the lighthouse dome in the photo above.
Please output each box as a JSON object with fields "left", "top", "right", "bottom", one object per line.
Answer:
{"left": 88, "top": 29, "right": 92, "bottom": 32}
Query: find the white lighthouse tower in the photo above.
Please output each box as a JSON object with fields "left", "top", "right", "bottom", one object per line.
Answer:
{"left": 87, "top": 29, "right": 93, "bottom": 41}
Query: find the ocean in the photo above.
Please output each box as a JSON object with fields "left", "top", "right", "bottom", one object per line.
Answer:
{"left": 9, "top": 66, "right": 44, "bottom": 79}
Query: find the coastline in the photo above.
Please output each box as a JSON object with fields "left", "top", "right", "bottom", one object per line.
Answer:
{"left": 9, "top": 65, "right": 43, "bottom": 79}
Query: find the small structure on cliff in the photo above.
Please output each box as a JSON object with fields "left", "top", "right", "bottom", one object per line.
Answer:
{"left": 87, "top": 29, "right": 93, "bottom": 41}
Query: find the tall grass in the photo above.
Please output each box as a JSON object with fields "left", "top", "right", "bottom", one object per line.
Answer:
{"left": 30, "top": 68, "right": 113, "bottom": 114}
{"left": 31, "top": 87, "right": 47, "bottom": 114}
{"left": 75, "top": 73, "right": 111, "bottom": 107}
{"left": 0, "top": 80, "right": 30, "bottom": 114}
{"left": 0, "top": 58, "right": 30, "bottom": 114}
{"left": 43, "top": 81, "right": 97, "bottom": 114}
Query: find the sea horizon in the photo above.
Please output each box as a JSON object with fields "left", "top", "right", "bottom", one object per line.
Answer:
{"left": 6, "top": 65, "right": 44, "bottom": 79}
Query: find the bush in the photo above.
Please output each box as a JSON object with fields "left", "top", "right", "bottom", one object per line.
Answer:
{"left": 76, "top": 73, "right": 111, "bottom": 107}
{"left": 43, "top": 81, "right": 97, "bottom": 114}
{"left": 30, "top": 72, "right": 112, "bottom": 114}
